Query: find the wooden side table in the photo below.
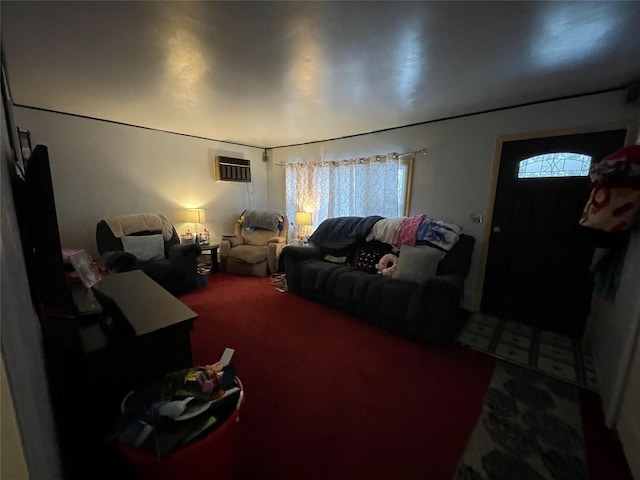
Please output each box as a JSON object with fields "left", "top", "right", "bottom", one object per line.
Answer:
{"left": 198, "top": 243, "right": 219, "bottom": 273}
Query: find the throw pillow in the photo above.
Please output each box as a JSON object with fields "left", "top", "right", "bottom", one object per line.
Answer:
{"left": 354, "top": 241, "right": 393, "bottom": 274}
{"left": 121, "top": 234, "right": 165, "bottom": 262}
{"left": 392, "top": 244, "right": 445, "bottom": 285}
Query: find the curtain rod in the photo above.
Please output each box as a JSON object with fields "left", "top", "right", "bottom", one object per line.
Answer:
{"left": 275, "top": 147, "right": 427, "bottom": 167}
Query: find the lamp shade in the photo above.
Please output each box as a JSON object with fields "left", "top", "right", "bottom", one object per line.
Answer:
{"left": 181, "top": 209, "right": 206, "bottom": 224}
{"left": 295, "top": 212, "right": 312, "bottom": 226}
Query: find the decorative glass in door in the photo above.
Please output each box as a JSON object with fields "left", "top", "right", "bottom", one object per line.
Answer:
{"left": 517, "top": 152, "right": 592, "bottom": 178}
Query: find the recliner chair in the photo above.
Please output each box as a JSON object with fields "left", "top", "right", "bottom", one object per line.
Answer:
{"left": 96, "top": 213, "right": 201, "bottom": 295}
{"left": 219, "top": 209, "right": 288, "bottom": 277}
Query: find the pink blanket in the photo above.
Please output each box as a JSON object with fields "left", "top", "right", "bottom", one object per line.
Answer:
{"left": 394, "top": 215, "right": 426, "bottom": 249}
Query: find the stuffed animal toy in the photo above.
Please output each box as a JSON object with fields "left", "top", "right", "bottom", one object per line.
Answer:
{"left": 376, "top": 253, "right": 398, "bottom": 276}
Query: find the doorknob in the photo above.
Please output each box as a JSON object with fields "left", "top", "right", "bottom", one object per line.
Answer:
{"left": 493, "top": 226, "right": 501, "bottom": 233}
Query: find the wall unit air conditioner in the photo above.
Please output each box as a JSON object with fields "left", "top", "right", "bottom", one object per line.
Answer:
{"left": 215, "top": 156, "right": 251, "bottom": 182}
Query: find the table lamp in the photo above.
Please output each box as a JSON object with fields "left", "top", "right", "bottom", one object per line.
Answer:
{"left": 295, "top": 212, "right": 313, "bottom": 240}
{"left": 181, "top": 209, "right": 206, "bottom": 242}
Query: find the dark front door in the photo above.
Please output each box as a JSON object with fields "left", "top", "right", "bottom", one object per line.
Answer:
{"left": 482, "top": 129, "right": 627, "bottom": 337}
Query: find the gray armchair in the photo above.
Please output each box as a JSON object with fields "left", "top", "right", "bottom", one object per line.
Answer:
{"left": 96, "top": 214, "right": 201, "bottom": 295}
{"left": 220, "top": 209, "right": 288, "bottom": 276}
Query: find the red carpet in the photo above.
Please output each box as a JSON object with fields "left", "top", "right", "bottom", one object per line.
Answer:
{"left": 179, "top": 273, "right": 632, "bottom": 480}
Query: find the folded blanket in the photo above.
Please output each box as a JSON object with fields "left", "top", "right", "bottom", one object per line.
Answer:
{"left": 240, "top": 209, "right": 284, "bottom": 231}
{"left": 104, "top": 213, "right": 174, "bottom": 240}
{"left": 365, "top": 217, "right": 404, "bottom": 246}
{"left": 309, "top": 216, "right": 383, "bottom": 250}
{"left": 395, "top": 214, "right": 426, "bottom": 249}
{"left": 416, "top": 218, "right": 461, "bottom": 251}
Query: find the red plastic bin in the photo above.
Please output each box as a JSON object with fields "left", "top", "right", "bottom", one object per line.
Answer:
{"left": 118, "top": 378, "right": 244, "bottom": 480}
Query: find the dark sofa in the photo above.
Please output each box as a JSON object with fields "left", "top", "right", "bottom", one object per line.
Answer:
{"left": 282, "top": 216, "right": 475, "bottom": 345}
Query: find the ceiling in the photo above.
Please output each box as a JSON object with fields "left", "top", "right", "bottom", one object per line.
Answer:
{"left": 2, "top": 1, "right": 639, "bottom": 149}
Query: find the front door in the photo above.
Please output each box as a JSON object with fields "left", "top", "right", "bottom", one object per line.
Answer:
{"left": 482, "top": 129, "right": 627, "bottom": 337}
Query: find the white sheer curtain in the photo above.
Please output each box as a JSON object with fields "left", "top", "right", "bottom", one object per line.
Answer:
{"left": 285, "top": 154, "right": 400, "bottom": 236}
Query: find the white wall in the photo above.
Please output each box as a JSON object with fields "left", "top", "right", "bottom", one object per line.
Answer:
{"left": 592, "top": 228, "right": 640, "bottom": 427}
{"left": 14, "top": 107, "right": 268, "bottom": 258}
{"left": 268, "top": 90, "right": 639, "bottom": 311}
{"left": 617, "top": 330, "right": 640, "bottom": 480}
{"left": 612, "top": 126, "right": 640, "bottom": 478}
{"left": 1, "top": 357, "right": 29, "bottom": 480}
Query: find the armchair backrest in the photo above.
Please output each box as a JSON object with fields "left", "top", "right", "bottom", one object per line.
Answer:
{"left": 232, "top": 209, "right": 288, "bottom": 246}
{"left": 96, "top": 214, "right": 179, "bottom": 257}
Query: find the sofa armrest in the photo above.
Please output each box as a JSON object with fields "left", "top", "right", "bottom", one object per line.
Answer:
{"left": 267, "top": 241, "right": 287, "bottom": 273}
{"left": 420, "top": 273, "right": 467, "bottom": 345}
{"left": 221, "top": 235, "right": 243, "bottom": 249}
{"left": 220, "top": 239, "right": 230, "bottom": 257}
{"left": 168, "top": 242, "right": 201, "bottom": 262}
{"left": 282, "top": 245, "right": 323, "bottom": 263}
{"left": 167, "top": 243, "right": 201, "bottom": 293}
{"left": 281, "top": 246, "right": 324, "bottom": 292}
{"left": 220, "top": 237, "right": 242, "bottom": 273}
{"left": 422, "top": 273, "right": 464, "bottom": 293}
{"left": 267, "top": 236, "right": 286, "bottom": 244}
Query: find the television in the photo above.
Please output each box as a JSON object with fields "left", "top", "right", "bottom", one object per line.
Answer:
{"left": 13, "top": 144, "right": 74, "bottom": 311}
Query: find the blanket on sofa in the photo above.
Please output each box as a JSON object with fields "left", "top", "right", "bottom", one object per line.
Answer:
{"left": 104, "top": 213, "right": 174, "bottom": 240}
{"left": 365, "top": 215, "right": 461, "bottom": 251}
{"left": 416, "top": 217, "right": 461, "bottom": 251}
{"left": 309, "top": 216, "right": 383, "bottom": 250}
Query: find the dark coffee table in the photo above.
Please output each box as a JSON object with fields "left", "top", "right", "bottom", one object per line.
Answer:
{"left": 94, "top": 269, "right": 196, "bottom": 336}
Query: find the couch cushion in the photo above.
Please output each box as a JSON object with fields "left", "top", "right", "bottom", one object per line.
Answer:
{"left": 299, "top": 261, "right": 344, "bottom": 290}
{"left": 331, "top": 270, "right": 378, "bottom": 301}
{"left": 121, "top": 234, "right": 165, "bottom": 262}
{"left": 392, "top": 245, "right": 445, "bottom": 285}
{"left": 328, "top": 269, "right": 386, "bottom": 317}
{"left": 297, "top": 261, "right": 350, "bottom": 303}
{"left": 229, "top": 244, "right": 268, "bottom": 264}
{"left": 366, "top": 278, "right": 424, "bottom": 326}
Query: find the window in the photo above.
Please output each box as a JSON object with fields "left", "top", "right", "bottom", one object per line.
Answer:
{"left": 285, "top": 154, "right": 413, "bottom": 231}
{"left": 398, "top": 159, "right": 412, "bottom": 214}
{"left": 517, "top": 152, "right": 592, "bottom": 178}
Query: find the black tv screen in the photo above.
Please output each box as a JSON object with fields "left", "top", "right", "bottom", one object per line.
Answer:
{"left": 16, "top": 145, "right": 73, "bottom": 310}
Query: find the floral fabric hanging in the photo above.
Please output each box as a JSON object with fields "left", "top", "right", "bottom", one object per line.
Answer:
{"left": 579, "top": 144, "right": 640, "bottom": 232}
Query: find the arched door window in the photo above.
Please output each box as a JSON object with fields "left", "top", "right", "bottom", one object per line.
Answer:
{"left": 517, "top": 152, "right": 592, "bottom": 178}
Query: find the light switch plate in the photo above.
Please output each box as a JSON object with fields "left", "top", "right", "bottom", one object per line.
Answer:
{"left": 469, "top": 213, "right": 484, "bottom": 224}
